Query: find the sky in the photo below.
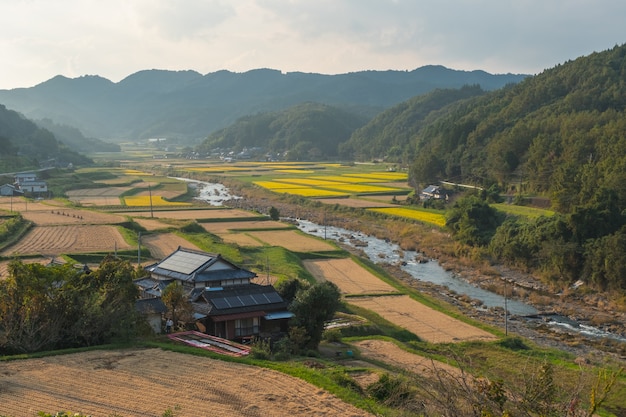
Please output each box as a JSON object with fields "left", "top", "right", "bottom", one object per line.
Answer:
{"left": 1, "top": 0, "right": 625, "bottom": 89}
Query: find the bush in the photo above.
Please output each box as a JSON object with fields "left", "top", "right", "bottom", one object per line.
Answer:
{"left": 330, "top": 370, "right": 363, "bottom": 394}
{"left": 322, "top": 328, "right": 342, "bottom": 343}
{"left": 366, "top": 373, "right": 413, "bottom": 406}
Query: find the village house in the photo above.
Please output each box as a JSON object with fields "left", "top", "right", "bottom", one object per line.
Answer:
{"left": 135, "top": 247, "right": 291, "bottom": 340}
{"left": 13, "top": 172, "right": 48, "bottom": 196}
{"left": 420, "top": 184, "right": 447, "bottom": 201}
{"left": 0, "top": 184, "right": 23, "bottom": 196}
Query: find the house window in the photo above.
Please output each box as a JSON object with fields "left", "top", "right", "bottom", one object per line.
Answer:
{"left": 235, "top": 317, "right": 259, "bottom": 337}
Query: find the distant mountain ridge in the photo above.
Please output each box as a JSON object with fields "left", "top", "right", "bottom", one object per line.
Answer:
{"left": 0, "top": 67, "right": 527, "bottom": 142}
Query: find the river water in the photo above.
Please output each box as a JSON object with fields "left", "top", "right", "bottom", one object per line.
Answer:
{"left": 187, "top": 179, "right": 626, "bottom": 343}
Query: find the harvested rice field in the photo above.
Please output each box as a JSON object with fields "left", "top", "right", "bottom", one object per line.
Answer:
{"left": 303, "top": 258, "right": 398, "bottom": 295}
{"left": 118, "top": 208, "right": 260, "bottom": 220}
{"left": 217, "top": 232, "right": 264, "bottom": 247}
{"left": 347, "top": 295, "right": 497, "bottom": 344}
{"left": 19, "top": 208, "right": 126, "bottom": 226}
{"left": 247, "top": 230, "right": 337, "bottom": 252}
{"left": 352, "top": 339, "right": 459, "bottom": 377}
{"left": 1, "top": 225, "right": 132, "bottom": 256}
{"left": 0, "top": 348, "right": 373, "bottom": 417}
{"left": 141, "top": 233, "right": 202, "bottom": 260}
{"left": 200, "top": 219, "right": 290, "bottom": 234}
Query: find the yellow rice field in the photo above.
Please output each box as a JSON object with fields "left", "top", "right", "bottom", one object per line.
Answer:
{"left": 123, "top": 196, "right": 192, "bottom": 207}
{"left": 272, "top": 188, "right": 349, "bottom": 198}
{"left": 368, "top": 207, "right": 446, "bottom": 227}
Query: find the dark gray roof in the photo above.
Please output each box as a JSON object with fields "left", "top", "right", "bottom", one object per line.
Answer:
{"left": 195, "top": 284, "right": 287, "bottom": 317}
{"left": 135, "top": 298, "right": 167, "bottom": 315}
{"left": 147, "top": 247, "right": 256, "bottom": 283}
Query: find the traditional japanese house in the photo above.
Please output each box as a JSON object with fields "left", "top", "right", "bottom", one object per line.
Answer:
{"left": 137, "top": 247, "right": 292, "bottom": 341}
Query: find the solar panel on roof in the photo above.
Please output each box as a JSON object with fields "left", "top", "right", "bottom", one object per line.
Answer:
{"left": 239, "top": 294, "right": 256, "bottom": 305}
{"left": 265, "top": 292, "right": 283, "bottom": 303}
{"left": 225, "top": 296, "right": 245, "bottom": 307}
{"left": 157, "top": 251, "right": 213, "bottom": 275}
{"left": 212, "top": 298, "right": 230, "bottom": 309}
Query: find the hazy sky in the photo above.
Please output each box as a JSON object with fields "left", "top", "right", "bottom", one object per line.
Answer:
{"left": 1, "top": 0, "right": 624, "bottom": 89}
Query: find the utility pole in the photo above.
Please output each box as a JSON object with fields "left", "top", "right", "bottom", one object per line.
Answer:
{"left": 148, "top": 184, "right": 154, "bottom": 218}
{"left": 504, "top": 279, "right": 508, "bottom": 336}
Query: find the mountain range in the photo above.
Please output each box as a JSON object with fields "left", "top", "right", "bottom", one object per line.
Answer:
{"left": 0, "top": 66, "right": 526, "bottom": 143}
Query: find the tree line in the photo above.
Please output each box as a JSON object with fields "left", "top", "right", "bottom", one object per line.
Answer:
{"left": 0, "top": 256, "right": 140, "bottom": 354}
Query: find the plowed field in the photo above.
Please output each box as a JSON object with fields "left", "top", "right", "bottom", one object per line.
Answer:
{"left": 347, "top": 295, "right": 497, "bottom": 344}
{"left": 1, "top": 225, "right": 132, "bottom": 256}
{"left": 0, "top": 348, "right": 373, "bottom": 417}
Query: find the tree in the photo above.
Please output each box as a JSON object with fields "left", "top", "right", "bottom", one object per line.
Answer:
{"left": 288, "top": 281, "right": 341, "bottom": 351}
{"left": 446, "top": 195, "right": 504, "bottom": 246}
{"left": 269, "top": 206, "right": 280, "bottom": 221}
{"left": 275, "top": 277, "right": 306, "bottom": 304}
{"left": 0, "top": 256, "right": 140, "bottom": 354}
{"left": 161, "top": 282, "right": 193, "bottom": 327}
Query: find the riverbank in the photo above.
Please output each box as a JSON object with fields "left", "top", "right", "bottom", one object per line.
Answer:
{"left": 221, "top": 183, "right": 625, "bottom": 361}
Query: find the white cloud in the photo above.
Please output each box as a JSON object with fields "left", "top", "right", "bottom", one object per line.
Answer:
{"left": 0, "top": 0, "right": 624, "bottom": 88}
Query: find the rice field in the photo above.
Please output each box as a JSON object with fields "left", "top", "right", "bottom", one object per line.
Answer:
{"left": 368, "top": 207, "right": 447, "bottom": 227}
{"left": 271, "top": 188, "right": 349, "bottom": 198}
{"left": 123, "top": 196, "right": 192, "bottom": 207}
{"left": 492, "top": 203, "right": 555, "bottom": 218}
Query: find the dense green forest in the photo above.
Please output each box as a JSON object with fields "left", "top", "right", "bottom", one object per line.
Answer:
{"left": 397, "top": 44, "right": 626, "bottom": 292}
{"left": 339, "top": 85, "right": 486, "bottom": 163}
{"left": 197, "top": 102, "right": 368, "bottom": 160}
{"left": 0, "top": 67, "right": 525, "bottom": 141}
{"left": 36, "top": 118, "right": 121, "bottom": 153}
{"left": 0, "top": 105, "right": 92, "bottom": 172}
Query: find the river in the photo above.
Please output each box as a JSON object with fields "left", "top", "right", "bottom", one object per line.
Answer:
{"left": 186, "top": 179, "right": 626, "bottom": 343}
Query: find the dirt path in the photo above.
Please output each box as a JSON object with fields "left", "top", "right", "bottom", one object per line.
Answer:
{"left": 0, "top": 348, "right": 374, "bottom": 417}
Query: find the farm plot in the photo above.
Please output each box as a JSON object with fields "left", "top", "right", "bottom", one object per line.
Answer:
{"left": 65, "top": 187, "right": 131, "bottom": 206}
{"left": 0, "top": 348, "right": 373, "bottom": 417}
{"left": 316, "top": 197, "right": 397, "bottom": 208}
{"left": 304, "top": 258, "right": 398, "bottom": 295}
{"left": 132, "top": 217, "right": 170, "bottom": 231}
{"left": 121, "top": 208, "right": 260, "bottom": 220}
{"left": 347, "top": 295, "right": 497, "bottom": 344}
{"left": 200, "top": 220, "right": 290, "bottom": 234}
{"left": 141, "top": 233, "right": 202, "bottom": 260}
{"left": 19, "top": 208, "right": 126, "bottom": 226}
{"left": 1, "top": 225, "right": 132, "bottom": 256}
{"left": 352, "top": 339, "right": 459, "bottom": 377}
{"left": 247, "top": 230, "right": 337, "bottom": 252}
{"left": 218, "top": 233, "right": 264, "bottom": 247}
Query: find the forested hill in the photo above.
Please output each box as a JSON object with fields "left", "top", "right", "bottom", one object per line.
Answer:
{"left": 0, "top": 105, "right": 91, "bottom": 172}
{"left": 408, "top": 43, "right": 626, "bottom": 212}
{"left": 197, "top": 102, "right": 368, "bottom": 160}
{"left": 340, "top": 85, "right": 486, "bottom": 163}
{"left": 0, "top": 67, "right": 526, "bottom": 142}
